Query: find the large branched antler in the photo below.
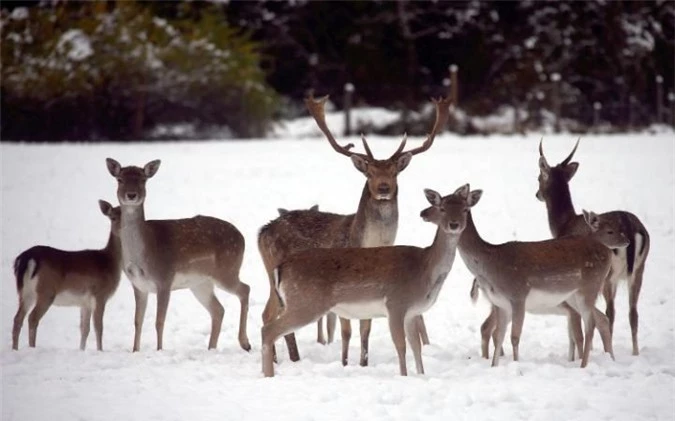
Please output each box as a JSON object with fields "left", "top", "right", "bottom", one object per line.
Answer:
{"left": 304, "top": 94, "right": 365, "bottom": 159}
{"left": 389, "top": 96, "right": 453, "bottom": 159}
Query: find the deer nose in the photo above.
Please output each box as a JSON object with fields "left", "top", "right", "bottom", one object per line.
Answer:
{"left": 377, "top": 183, "right": 391, "bottom": 195}
{"left": 449, "top": 222, "right": 460, "bottom": 230}
{"left": 126, "top": 192, "right": 138, "bottom": 201}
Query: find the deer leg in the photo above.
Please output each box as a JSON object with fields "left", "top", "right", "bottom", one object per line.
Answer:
{"left": 261, "top": 306, "right": 322, "bottom": 378}
{"left": 326, "top": 312, "right": 337, "bottom": 344}
{"left": 80, "top": 306, "right": 92, "bottom": 351}
{"left": 580, "top": 308, "right": 595, "bottom": 368}
{"left": 405, "top": 316, "right": 424, "bottom": 375}
{"left": 480, "top": 307, "right": 497, "bottom": 359}
{"left": 229, "top": 278, "right": 251, "bottom": 352}
{"left": 592, "top": 307, "right": 614, "bottom": 360}
{"left": 155, "top": 288, "right": 171, "bottom": 351}
{"left": 340, "top": 317, "right": 352, "bottom": 366}
{"left": 510, "top": 302, "right": 526, "bottom": 362}
{"left": 628, "top": 263, "right": 645, "bottom": 356}
{"left": 93, "top": 297, "right": 106, "bottom": 351}
{"left": 317, "top": 317, "right": 326, "bottom": 345}
{"left": 416, "top": 315, "right": 430, "bottom": 346}
{"left": 359, "top": 319, "right": 372, "bottom": 367}
{"left": 190, "top": 282, "right": 224, "bottom": 350}
{"left": 12, "top": 299, "right": 28, "bottom": 350}
{"left": 563, "top": 303, "right": 583, "bottom": 361}
{"left": 132, "top": 286, "right": 148, "bottom": 352}
{"left": 387, "top": 310, "right": 407, "bottom": 376}
{"left": 602, "top": 278, "right": 618, "bottom": 336}
{"left": 28, "top": 294, "right": 54, "bottom": 348}
{"left": 491, "top": 307, "right": 511, "bottom": 367}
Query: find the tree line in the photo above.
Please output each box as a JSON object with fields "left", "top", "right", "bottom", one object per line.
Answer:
{"left": 1, "top": 0, "right": 673, "bottom": 141}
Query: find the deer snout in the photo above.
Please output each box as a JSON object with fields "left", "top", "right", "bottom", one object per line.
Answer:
{"left": 449, "top": 222, "right": 460, "bottom": 231}
{"left": 377, "top": 183, "right": 391, "bottom": 195}
{"left": 126, "top": 192, "right": 138, "bottom": 201}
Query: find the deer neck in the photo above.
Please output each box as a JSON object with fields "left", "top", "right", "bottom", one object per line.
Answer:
{"left": 119, "top": 204, "right": 154, "bottom": 281}
{"left": 103, "top": 231, "right": 122, "bottom": 271}
{"left": 350, "top": 183, "right": 399, "bottom": 247}
{"left": 424, "top": 226, "right": 460, "bottom": 280}
{"left": 458, "top": 211, "right": 495, "bottom": 273}
{"left": 544, "top": 181, "right": 577, "bottom": 238}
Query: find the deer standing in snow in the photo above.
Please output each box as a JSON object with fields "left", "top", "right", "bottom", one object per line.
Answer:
{"left": 262, "top": 184, "right": 472, "bottom": 377}
{"left": 455, "top": 187, "right": 629, "bottom": 367}
{"left": 106, "top": 158, "right": 251, "bottom": 352}
{"left": 536, "top": 139, "right": 650, "bottom": 356}
{"left": 258, "top": 95, "right": 451, "bottom": 366}
{"left": 12, "top": 200, "right": 122, "bottom": 351}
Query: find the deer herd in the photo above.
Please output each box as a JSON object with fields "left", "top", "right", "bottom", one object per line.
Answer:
{"left": 10, "top": 95, "right": 650, "bottom": 378}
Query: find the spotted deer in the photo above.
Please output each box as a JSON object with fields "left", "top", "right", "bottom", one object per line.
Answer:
{"left": 106, "top": 158, "right": 250, "bottom": 352}
{"left": 537, "top": 139, "right": 650, "bottom": 356}
{"left": 454, "top": 186, "right": 629, "bottom": 367}
{"left": 259, "top": 95, "right": 452, "bottom": 366}
{"left": 262, "top": 185, "right": 472, "bottom": 377}
{"left": 12, "top": 200, "right": 122, "bottom": 351}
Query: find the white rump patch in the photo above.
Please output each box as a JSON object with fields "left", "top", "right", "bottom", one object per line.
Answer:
{"left": 331, "top": 300, "right": 387, "bottom": 320}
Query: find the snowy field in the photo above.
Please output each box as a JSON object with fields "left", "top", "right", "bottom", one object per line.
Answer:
{"left": 1, "top": 132, "right": 674, "bottom": 421}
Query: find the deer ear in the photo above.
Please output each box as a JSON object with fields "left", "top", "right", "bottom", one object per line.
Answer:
{"left": 309, "top": 204, "right": 319, "bottom": 211}
{"left": 277, "top": 208, "right": 288, "bottom": 216}
{"left": 396, "top": 152, "right": 413, "bottom": 172}
{"left": 453, "top": 183, "right": 470, "bottom": 198}
{"left": 468, "top": 190, "right": 483, "bottom": 207}
{"left": 582, "top": 209, "right": 600, "bottom": 230}
{"left": 106, "top": 158, "right": 121, "bottom": 177}
{"left": 144, "top": 160, "right": 161, "bottom": 178}
{"left": 350, "top": 155, "right": 369, "bottom": 174}
{"left": 98, "top": 200, "right": 112, "bottom": 216}
{"left": 424, "top": 188, "right": 442, "bottom": 206}
{"left": 564, "top": 162, "right": 579, "bottom": 180}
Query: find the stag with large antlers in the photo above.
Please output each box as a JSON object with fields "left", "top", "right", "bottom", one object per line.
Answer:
{"left": 536, "top": 139, "right": 650, "bottom": 356}
{"left": 259, "top": 95, "right": 452, "bottom": 366}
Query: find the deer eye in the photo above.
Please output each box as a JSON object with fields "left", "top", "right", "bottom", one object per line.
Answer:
{"left": 607, "top": 230, "right": 614, "bottom": 235}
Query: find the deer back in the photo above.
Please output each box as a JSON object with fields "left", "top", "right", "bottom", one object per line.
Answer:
{"left": 138, "top": 216, "right": 245, "bottom": 280}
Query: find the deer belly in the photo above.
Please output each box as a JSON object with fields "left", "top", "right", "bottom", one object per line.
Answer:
{"left": 172, "top": 273, "right": 215, "bottom": 290}
{"left": 54, "top": 291, "right": 93, "bottom": 307}
{"left": 525, "top": 289, "right": 574, "bottom": 312}
{"left": 331, "top": 300, "right": 387, "bottom": 320}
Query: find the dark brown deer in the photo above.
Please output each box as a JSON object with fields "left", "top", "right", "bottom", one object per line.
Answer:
{"left": 259, "top": 95, "right": 451, "bottom": 366}
{"left": 537, "top": 139, "right": 650, "bottom": 356}
{"left": 12, "top": 200, "right": 122, "bottom": 351}
{"left": 262, "top": 185, "right": 472, "bottom": 377}
{"left": 455, "top": 185, "right": 629, "bottom": 367}
{"left": 106, "top": 158, "right": 250, "bottom": 352}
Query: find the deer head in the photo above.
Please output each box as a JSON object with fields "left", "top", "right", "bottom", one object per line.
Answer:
{"left": 305, "top": 95, "right": 452, "bottom": 201}
{"left": 106, "top": 158, "right": 161, "bottom": 207}
{"left": 583, "top": 210, "right": 630, "bottom": 249}
{"left": 536, "top": 139, "right": 580, "bottom": 202}
{"left": 420, "top": 184, "right": 482, "bottom": 233}
{"left": 98, "top": 199, "right": 121, "bottom": 236}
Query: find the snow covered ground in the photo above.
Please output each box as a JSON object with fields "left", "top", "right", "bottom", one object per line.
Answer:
{"left": 1, "top": 132, "right": 674, "bottom": 421}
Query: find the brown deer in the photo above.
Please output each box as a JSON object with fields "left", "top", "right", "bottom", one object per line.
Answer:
{"left": 106, "top": 158, "right": 250, "bottom": 352}
{"left": 454, "top": 186, "right": 629, "bottom": 367}
{"left": 537, "top": 139, "right": 650, "bottom": 356}
{"left": 259, "top": 95, "right": 452, "bottom": 366}
{"left": 262, "top": 184, "right": 473, "bottom": 377}
{"left": 12, "top": 200, "right": 122, "bottom": 351}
